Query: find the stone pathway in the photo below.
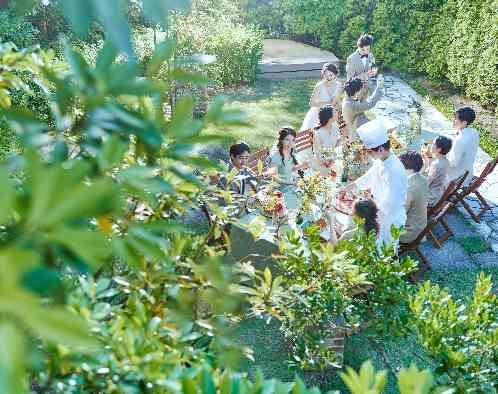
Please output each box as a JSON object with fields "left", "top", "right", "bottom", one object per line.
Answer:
{"left": 374, "top": 75, "right": 498, "bottom": 268}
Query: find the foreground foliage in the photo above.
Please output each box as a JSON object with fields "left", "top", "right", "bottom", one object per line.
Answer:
{"left": 410, "top": 273, "right": 498, "bottom": 391}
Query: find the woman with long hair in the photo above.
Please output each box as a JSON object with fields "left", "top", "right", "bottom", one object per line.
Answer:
{"left": 266, "top": 126, "right": 301, "bottom": 209}
{"left": 300, "top": 63, "right": 343, "bottom": 132}
{"left": 312, "top": 105, "right": 342, "bottom": 174}
{"left": 329, "top": 198, "right": 379, "bottom": 245}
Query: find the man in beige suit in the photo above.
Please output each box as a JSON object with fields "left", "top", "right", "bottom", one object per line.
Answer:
{"left": 342, "top": 75, "right": 384, "bottom": 139}
{"left": 399, "top": 151, "right": 429, "bottom": 244}
{"left": 346, "top": 34, "right": 377, "bottom": 99}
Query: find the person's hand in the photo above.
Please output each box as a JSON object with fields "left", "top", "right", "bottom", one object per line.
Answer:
{"left": 377, "top": 74, "right": 384, "bottom": 88}
{"left": 368, "top": 67, "right": 378, "bottom": 77}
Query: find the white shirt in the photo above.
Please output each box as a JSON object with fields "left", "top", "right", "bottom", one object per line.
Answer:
{"left": 361, "top": 56, "right": 368, "bottom": 68}
{"left": 355, "top": 154, "right": 408, "bottom": 246}
{"left": 447, "top": 127, "right": 479, "bottom": 186}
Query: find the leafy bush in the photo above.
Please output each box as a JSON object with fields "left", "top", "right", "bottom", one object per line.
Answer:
{"left": 410, "top": 273, "right": 498, "bottom": 390}
{"left": 0, "top": 8, "right": 39, "bottom": 48}
{"left": 175, "top": 0, "right": 264, "bottom": 87}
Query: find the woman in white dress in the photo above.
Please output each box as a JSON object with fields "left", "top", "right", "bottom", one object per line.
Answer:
{"left": 300, "top": 63, "right": 343, "bottom": 131}
{"left": 312, "top": 105, "right": 341, "bottom": 174}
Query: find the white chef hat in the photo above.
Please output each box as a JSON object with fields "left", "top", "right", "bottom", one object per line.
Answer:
{"left": 357, "top": 119, "right": 389, "bottom": 149}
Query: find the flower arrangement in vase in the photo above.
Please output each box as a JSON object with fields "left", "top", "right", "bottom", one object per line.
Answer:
{"left": 297, "top": 172, "right": 329, "bottom": 214}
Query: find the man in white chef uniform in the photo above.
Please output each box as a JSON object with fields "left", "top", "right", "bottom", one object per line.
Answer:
{"left": 343, "top": 119, "right": 408, "bottom": 247}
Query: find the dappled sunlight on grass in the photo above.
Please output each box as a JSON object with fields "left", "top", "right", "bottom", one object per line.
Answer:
{"left": 204, "top": 79, "right": 315, "bottom": 148}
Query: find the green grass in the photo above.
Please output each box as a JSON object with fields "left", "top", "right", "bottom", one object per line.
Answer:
{"left": 456, "top": 236, "right": 489, "bottom": 255}
{"left": 204, "top": 79, "right": 314, "bottom": 149}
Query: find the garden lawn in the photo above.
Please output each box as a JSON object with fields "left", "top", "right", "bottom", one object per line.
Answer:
{"left": 204, "top": 79, "right": 315, "bottom": 149}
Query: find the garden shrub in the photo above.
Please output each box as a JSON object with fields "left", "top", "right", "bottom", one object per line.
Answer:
{"left": 410, "top": 273, "right": 498, "bottom": 390}
{"left": 0, "top": 8, "right": 39, "bottom": 48}
{"left": 175, "top": 0, "right": 264, "bottom": 87}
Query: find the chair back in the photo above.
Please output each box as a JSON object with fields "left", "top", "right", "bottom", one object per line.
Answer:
{"left": 247, "top": 147, "right": 269, "bottom": 173}
{"left": 429, "top": 171, "right": 468, "bottom": 216}
{"left": 460, "top": 160, "right": 495, "bottom": 197}
{"left": 488, "top": 155, "right": 498, "bottom": 175}
{"left": 406, "top": 202, "right": 453, "bottom": 250}
{"left": 295, "top": 128, "right": 314, "bottom": 153}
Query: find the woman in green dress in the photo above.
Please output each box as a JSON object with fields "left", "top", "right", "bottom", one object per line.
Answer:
{"left": 266, "top": 127, "right": 301, "bottom": 210}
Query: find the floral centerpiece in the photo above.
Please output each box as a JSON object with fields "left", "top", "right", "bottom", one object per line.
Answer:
{"left": 297, "top": 172, "right": 329, "bottom": 214}
{"left": 341, "top": 139, "right": 367, "bottom": 182}
{"left": 257, "top": 188, "right": 285, "bottom": 218}
{"left": 318, "top": 147, "right": 343, "bottom": 180}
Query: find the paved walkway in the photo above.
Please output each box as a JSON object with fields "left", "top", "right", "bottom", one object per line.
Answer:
{"left": 374, "top": 75, "right": 498, "bottom": 267}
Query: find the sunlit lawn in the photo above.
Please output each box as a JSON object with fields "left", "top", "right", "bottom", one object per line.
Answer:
{"left": 204, "top": 79, "right": 315, "bottom": 149}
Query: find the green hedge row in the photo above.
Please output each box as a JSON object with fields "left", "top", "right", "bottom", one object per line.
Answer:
{"left": 245, "top": 0, "right": 497, "bottom": 108}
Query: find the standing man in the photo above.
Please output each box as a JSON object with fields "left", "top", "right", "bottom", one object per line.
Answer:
{"left": 346, "top": 34, "right": 377, "bottom": 99}
{"left": 342, "top": 119, "right": 408, "bottom": 247}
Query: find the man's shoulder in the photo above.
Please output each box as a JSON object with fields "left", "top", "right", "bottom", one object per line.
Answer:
{"left": 347, "top": 52, "right": 359, "bottom": 62}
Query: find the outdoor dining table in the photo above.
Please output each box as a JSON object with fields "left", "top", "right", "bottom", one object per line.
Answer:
{"left": 228, "top": 127, "right": 439, "bottom": 268}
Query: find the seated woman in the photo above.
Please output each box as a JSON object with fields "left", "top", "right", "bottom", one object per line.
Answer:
{"left": 301, "top": 63, "right": 343, "bottom": 131}
{"left": 422, "top": 136, "right": 452, "bottom": 207}
{"left": 329, "top": 198, "right": 379, "bottom": 245}
{"left": 312, "top": 105, "right": 341, "bottom": 174}
{"left": 219, "top": 142, "right": 258, "bottom": 196}
{"left": 266, "top": 127, "right": 301, "bottom": 209}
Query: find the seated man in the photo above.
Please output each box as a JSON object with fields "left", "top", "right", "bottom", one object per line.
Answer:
{"left": 342, "top": 75, "right": 384, "bottom": 140}
{"left": 219, "top": 142, "right": 258, "bottom": 195}
{"left": 399, "top": 151, "right": 429, "bottom": 244}
{"left": 447, "top": 107, "right": 479, "bottom": 186}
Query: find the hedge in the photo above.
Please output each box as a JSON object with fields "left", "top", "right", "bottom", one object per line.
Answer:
{"left": 249, "top": 0, "right": 498, "bottom": 108}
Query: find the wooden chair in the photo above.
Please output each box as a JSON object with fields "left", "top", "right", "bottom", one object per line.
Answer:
{"left": 295, "top": 128, "right": 314, "bottom": 153}
{"left": 247, "top": 147, "right": 270, "bottom": 173}
{"left": 426, "top": 171, "right": 468, "bottom": 248}
{"left": 450, "top": 156, "right": 498, "bottom": 223}
{"left": 400, "top": 203, "right": 453, "bottom": 280}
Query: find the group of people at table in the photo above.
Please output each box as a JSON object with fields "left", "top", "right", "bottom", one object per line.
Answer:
{"left": 215, "top": 34, "right": 480, "bottom": 250}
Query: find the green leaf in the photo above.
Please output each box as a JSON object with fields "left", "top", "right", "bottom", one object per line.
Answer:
{"left": 146, "top": 40, "right": 176, "bottom": 78}
{"left": 98, "top": 135, "right": 128, "bottom": 171}
{"left": 41, "top": 177, "right": 119, "bottom": 228}
{"left": 0, "top": 168, "right": 15, "bottom": 225}
{"left": 202, "top": 368, "right": 216, "bottom": 394}
{"left": 96, "top": 42, "right": 119, "bottom": 77}
{"left": 397, "top": 364, "right": 435, "bottom": 394}
{"left": 47, "top": 227, "right": 111, "bottom": 270}
{"left": 0, "top": 322, "right": 26, "bottom": 394}
{"left": 2, "top": 107, "right": 46, "bottom": 135}
{"left": 0, "top": 288, "right": 99, "bottom": 350}
{"left": 91, "top": 0, "right": 134, "bottom": 59}
{"left": 64, "top": 44, "right": 94, "bottom": 88}
{"left": 60, "top": 0, "right": 94, "bottom": 36}
{"left": 142, "top": 0, "right": 189, "bottom": 27}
